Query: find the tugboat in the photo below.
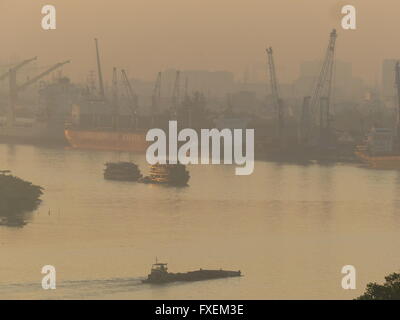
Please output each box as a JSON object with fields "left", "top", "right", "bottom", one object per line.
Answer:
{"left": 103, "top": 162, "right": 142, "bottom": 181}
{"left": 140, "top": 162, "right": 190, "bottom": 186}
{"left": 142, "top": 261, "right": 242, "bottom": 284}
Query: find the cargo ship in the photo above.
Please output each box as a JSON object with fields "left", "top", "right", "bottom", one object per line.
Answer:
{"left": 64, "top": 80, "right": 150, "bottom": 152}
{"left": 64, "top": 39, "right": 151, "bottom": 152}
{"left": 0, "top": 117, "right": 66, "bottom": 145}
{"left": 64, "top": 94, "right": 150, "bottom": 152}
{"left": 65, "top": 126, "right": 149, "bottom": 152}
{"left": 142, "top": 262, "right": 242, "bottom": 284}
{"left": 356, "top": 153, "right": 400, "bottom": 169}
{"left": 354, "top": 127, "right": 400, "bottom": 169}
{"left": 355, "top": 62, "right": 400, "bottom": 169}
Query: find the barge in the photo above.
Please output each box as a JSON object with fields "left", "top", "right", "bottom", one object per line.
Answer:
{"left": 142, "top": 262, "right": 242, "bottom": 284}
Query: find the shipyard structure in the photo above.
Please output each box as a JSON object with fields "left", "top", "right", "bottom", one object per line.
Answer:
{"left": 3, "top": 31, "right": 400, "bottom": 166}
{"left": 0, "top": 57, "right": 72, "bottom": 145}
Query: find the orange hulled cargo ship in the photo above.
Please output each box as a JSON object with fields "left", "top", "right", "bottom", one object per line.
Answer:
{"left": 65, "top": 127, "right": 149, "bottom": 152}
{"left": 64, "top": 96, "right": 151, "bottom": 152}
{"left": 354, "top": 127, "right": 400, "bottom": 169}
{"left": 354, "top": 62, "right": 400, "bottom": 170}
{"left": 64, "top": 38, "right": 151, "bottom": 153}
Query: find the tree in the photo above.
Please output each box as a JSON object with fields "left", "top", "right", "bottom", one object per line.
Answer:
{"left": 357, "top": 272, "right": 400, "bottom": 300}
{"left": 0, "top": 172, "right": 43, "bottom": 215}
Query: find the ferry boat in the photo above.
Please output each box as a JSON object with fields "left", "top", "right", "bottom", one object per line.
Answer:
{"left": 103, "top": 162, "right": 142, "bottom": 181}
{"left": 140, "top": 163, "right": 190, "bottom": 186}
{"left": 142, "top": 262, "right": 242, "bottom": 284}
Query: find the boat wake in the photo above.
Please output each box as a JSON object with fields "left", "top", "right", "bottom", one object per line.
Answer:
{"left": 0, "top": 277, "right": 145, "bottom": 299}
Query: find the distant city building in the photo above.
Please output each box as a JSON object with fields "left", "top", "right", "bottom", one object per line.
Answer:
{"left": 382, "top": 59, "right": 398, "bottom": 103}
{"left": 293, "top": 60, "right": 365, "bottom": 103}
{"left": 163, "top": 69, "right": 235, "bottom": 99}
{"left": 230, "top": 90, "right": 257, "bottom": 114}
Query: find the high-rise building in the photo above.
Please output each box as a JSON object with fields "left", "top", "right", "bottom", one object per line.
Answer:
{"left": 382, "top": 59, "right": 398, "bottom": 100}
{"left": 293, "top": 60, "right": 364, "bottom": 102}
{"left": 163, "top": 69, "right": 235, "bottom": 99}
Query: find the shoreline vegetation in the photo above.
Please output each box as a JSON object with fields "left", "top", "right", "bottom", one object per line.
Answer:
{"left": 357, "top": 272, "right": 400, "bottom": 300}
{"left": 0, "top": 170, "right": 43, "bottom": 216}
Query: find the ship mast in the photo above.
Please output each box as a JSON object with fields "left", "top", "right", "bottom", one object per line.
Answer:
{"left": 121, "top": 69, "right": 139, "bottom": 129}
{"left": 171, "top": 70, "right": 181, "bottom": 120}
{"left": 94, "top": 38, "right": 105, "bottom": 100}
{"left": 266, "top": 47, "right": 284, "bottom": 145}
{"left": 151, "top": 72, "right": 162, "bottom": 126}
{"left": 112, "top": 67, "right": 119, "bottom": 130}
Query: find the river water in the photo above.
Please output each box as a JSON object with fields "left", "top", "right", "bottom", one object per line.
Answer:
{"left": 0, "top": 143, "right": 400, "bottom": 299}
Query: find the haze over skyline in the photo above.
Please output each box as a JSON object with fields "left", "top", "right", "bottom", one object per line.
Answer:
{"left": 1, "top": 0, "right": 398, "bottom": 84}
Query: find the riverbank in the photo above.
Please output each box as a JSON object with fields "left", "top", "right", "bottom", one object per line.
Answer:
{"left": 0, "top": 171, "right": 43, "bottom": 215}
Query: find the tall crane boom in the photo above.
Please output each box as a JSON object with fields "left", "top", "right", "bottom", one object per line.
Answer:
{"left": 111, "top": 67, "right": 119, "bottom": 130}
{"left": 266, "top": 47, "right": 284, "bottom": 142}
{"left": 309, "top": 29, "right": 337, "bottom": 124}
{"left": 95, "top": 38, "right": 105, "bottom": 100}
{"left": 171, "top": 70, "right": 181, "bottom": 119}
{"left": 0, "top": 57, "right": 37, "bottom": 82}
{"left": 17, "top": 60, "right": 70, "bottom": 91}
{"left": 121, "top": 69, "right": 139, "bottom": 129}
{"left": 266, "top": 47, "right": 280, "bottom": 106}
{"left": 121, "top": 69, "right": 138, "bottom": 114}
{"left": 6, "top": 59, "right": 70, "bottom": 127}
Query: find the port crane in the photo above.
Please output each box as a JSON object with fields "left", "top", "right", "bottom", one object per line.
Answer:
{"left": 95, "top": 38, "right": 106, "bottom": 100}
{"left": 309, "top": 29, "right": 337, "bottom": 145}
{"left": 17, "top": 60, "right": 70, "bottom": 92}
{"left": 111, "top": 67, "right": 119, "bottom": 129}
{"left": 121, "top": 69, "right": 139, "bottom": 129}
{"left": 266, "top": 47, "right": 284, "bottom": 144}
{"left": 6, "top": 59, "right": 70, "bottom": 126}
{"left": 0, "top": 57, "right": 38, "bottom": 82}
{"left": 152, "top": 72, "right": 162, "bottom": 113}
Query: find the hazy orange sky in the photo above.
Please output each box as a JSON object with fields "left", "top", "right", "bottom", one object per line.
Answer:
{"left": 0, "top": 0, "right": 399, "bottom": 84}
